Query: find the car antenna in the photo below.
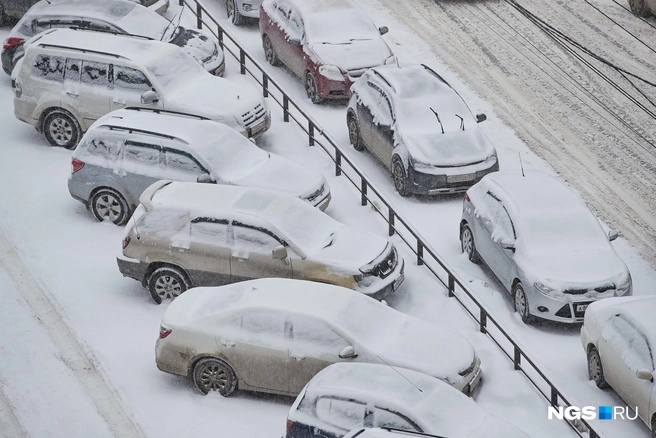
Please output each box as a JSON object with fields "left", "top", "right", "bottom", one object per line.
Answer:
{"left": 376, "top": 356, "right": 423, "bottom": 392}
{"left": 455, "top": 114, "right": 464, "bottom": 131}
{"left": 429, "top": 107, "right": 444, "bottom": 134}
{"left": 518, "top": 152, "right": 525, "bottom": 177}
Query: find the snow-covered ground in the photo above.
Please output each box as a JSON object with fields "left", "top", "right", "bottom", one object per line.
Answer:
{"left": 0, "top": 0, "right": 655, "bottom": 437}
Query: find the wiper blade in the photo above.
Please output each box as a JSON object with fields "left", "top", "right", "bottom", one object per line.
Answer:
{"left": 430, "top": 107, "right": 444, "bottom": 134}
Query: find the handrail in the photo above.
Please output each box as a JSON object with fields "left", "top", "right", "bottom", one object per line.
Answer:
{"left": 179, "top": 1, "right": 602, "bottom": 436}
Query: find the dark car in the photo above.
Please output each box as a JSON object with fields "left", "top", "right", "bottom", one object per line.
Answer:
{"left": 259, "top": 0, "right": 394, "bottom": 103}
{"left": 0, "top": 0, "right": 39, "bottom": 24}
{"left": 347, "top": 64, "right": 498, "bottom": 196}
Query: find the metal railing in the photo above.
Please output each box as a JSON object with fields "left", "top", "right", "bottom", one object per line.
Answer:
{"left": 179, "top": 1, "right": 602, "bottom": 436}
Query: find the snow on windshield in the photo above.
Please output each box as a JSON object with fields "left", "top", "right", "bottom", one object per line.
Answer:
{"left": 521, "top": 211, "right": 608, "bottom": 255}
{"left": 305, "top": 9, "right": 378, "bottom": 44}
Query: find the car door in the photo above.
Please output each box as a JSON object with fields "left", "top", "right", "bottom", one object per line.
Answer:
{"left": 229, "top": 221, "right": 293, "bottom": 282}
{"left": 287, "top": 314, "right": 353, "bottom": 394}
{"left": 110, "top": 64, "right": 162, "bottom": 111}
{"left": 265, "top": 1, "right": 291, "bottom": 67}
{"left": 485, "top": 202, "right": 517, "bottom": 287}
{"left": 219, "top": 310, "right": 290, "bottom": 393}
{"left": 471, "top": 191, "right": 503, "bottom": 273}
{"left": 313, "top": 396, "right": 367, "bottom": 437}
{"left": 183, "top": 218, "right": 232, "bottom": 286}
{"left": 77, "top": 60, "right": 111, "bottom": 125}
{"left": 369, "top": 89, "right": 396, "bottom": 168}
{"left": 599, "top": 315, "right": 635, "bottom": 395}
{"left": 355, "top": 80, "right": 377, "bottom": 149}
{"left": 116, "top": 140, "right": 166, "bottom": 204}
{"left": 162, "top": 148, "right": 209, "bottom": 183}
{"left": 283, "top": 5, "right": 306, "bottom": 77}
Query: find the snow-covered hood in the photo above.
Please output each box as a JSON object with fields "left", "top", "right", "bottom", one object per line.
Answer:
{"left": 169, "top": 27, "right": 221, "bottom": 65}
{"left": 400, "top": 125, "right": 494, "bottom": 167}
{"left": 310, "top": 38, "right": 391, "bottom": 72}
{"left": 313, "top": 228, "right": 388, "bottom": 269}
{"left": 228, "top": 153, "right": 325, "bottom": 200}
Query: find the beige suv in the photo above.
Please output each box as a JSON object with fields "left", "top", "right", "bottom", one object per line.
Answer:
{"left": 118, "top": 181, "right": 405, "bottom": 303}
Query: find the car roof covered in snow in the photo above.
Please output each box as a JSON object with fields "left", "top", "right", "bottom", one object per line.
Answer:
{"left": 286, "top": 0, "right": 361, "bottom": 15}
{"left": 370, "top": 64, "right": 451, "bottom": 99}
{"left": 586, "top": 296, "right": 656, "bottom": 345}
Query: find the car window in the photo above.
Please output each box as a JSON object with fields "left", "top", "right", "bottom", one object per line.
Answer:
{"left": 315, "top": 397, "right": 366, "bottom": 432}
{"left": 236, "top": 311, "right": 287, "bottom": 349}
{"left": 113, "top": 65, "right": 152, "bottom": 93}
{"left": 479, "top": 192, "right": 501, "bottom": 221}
{"left": 605, "top": 316, "right": 654, "bottom": 371}
{"left": 379, "top": 93, "right": 394, "bottom": 126}
{"left": 493, "top": 205, "right": 516, "bottom": 241}
{"left": 288, "top": 7, "right": 303, "bottom": 39}
{"left": 77, "top": 134, "right": 123, "bottom": 162}
{"left": 190, "top": 218, "right": 230, "bottom": 246}
{"left": 32, "top": 54, "right": 65, "bottom": 82}
{"left": 232, "top": 222, "right": 284, "bottom": 253}
{"left": 274, "top": 1, "right": 290, "bottom": 22}
{"left": 81, "top": 61, "right": 109, "bottom": 88}
{"left": 373, "top": 407, "right": 420, "bottom": 431}
{"left": 164, "top": 150, "right": 206, "bottom": 181}
{"left": 64, "top": 58, "right": 81, "bottom": 83}
{"left": 121, "top": 142, "right": 161, "bottom": 175}
{"left": 291, "top": 315, "right": 350, "bottom": 356}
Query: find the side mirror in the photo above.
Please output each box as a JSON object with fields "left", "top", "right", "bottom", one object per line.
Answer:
{"left": 338, "top": 345, "right": 358, "bottom": 359}
{"left": 196, "top": 174, "right": 215, "bottom": 184}
{"left": 608, "top": 229, "right": 619, "bottom": 242}
{"left": 500, "top": 239, "right": 515, "bottom": 251}
{"left": 636, "top": 369, "right": 653, "bottom": 381}
{"left": 378, "top": 26, "right": 389, "bottom": 36}
{"left": 141, "top": 90, "right": 159, "bottom": 104}
{"left": 476, "top": 113, "right": 487, "bottom": 123}
{"left": 272, "top": 245, "right": 287, "bottom": 260}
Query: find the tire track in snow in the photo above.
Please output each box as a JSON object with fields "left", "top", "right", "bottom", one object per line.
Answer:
{"left": 0, "top": 380, "right": 26, "bottom": 438}
{"left": 0, "top": 229, "right": 144, "bottom": 438}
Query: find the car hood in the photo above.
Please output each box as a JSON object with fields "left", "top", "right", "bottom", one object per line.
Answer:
{"left": 310, "top": 38, "right": 391, "bottom": 72}
{"left": 169, "top": 27, "right": 221, "bottom": 64}
{"left": 400, "top": 126, "right": 495, "bottom": 167}
{"left": 313, "top": 228, "right": 388, "bottom": 268}
{"left": 228, "top": 153, "right": 325, "bottom": 200}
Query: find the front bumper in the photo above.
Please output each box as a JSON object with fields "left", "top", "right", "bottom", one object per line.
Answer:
{"left": 407, "top": 160, "right": 499, "bottom": 195}
{"left": 116, "top": 254, "right": 148, "bottom": 284}
{"left": 357, "top": 257, "right": 405, "bottom": 301}
{"left": 237, "top": 0, "right": 263, "bottom": 18}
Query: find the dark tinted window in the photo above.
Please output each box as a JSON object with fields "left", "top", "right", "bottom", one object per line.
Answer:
{"left": 32, "top": 55, "right": 65, "bottom": 82}
{"left": 113, "top": 66, "right": 152, "bottom": 92}
{"left": 81, "top": 61, "right": 109, "bottom": 87}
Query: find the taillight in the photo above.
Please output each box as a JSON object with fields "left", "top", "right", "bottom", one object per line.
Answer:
{"left": 286, "top": 419, "right": 293, "bottom": 434}
{"left": 159, "top": 326, "right": 172, "bottom": 339}
{"left": 71, "top": 158, "right": 84, "bottom": 174}
{"left": 122, "top": 236, "right": 131, "bottom": 249}
{"left": 463, "top": 192, "right": 470, "bottom": 202}
{"left": 3, "top": 37, "right": 24, "bottom": 50}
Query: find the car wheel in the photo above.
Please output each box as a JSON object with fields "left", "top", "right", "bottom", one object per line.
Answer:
{"left": 305, "top": 71, "right": 323, "bottom": 104}
{"left": 148, "top": 266, "right": 189, "bottom": 304}
{"left": 193, "top": 358, "right": 237, "bottom": 396}
{"left": 263, "top": 35, "right": 280, "bottom": 66}
{"left": 460, "top": 224, "right": 480, "bottom": 263}
{"left": 628, "top": 0, "right": 651, "bottom": 16}
{"left": 392, "top": 156, "right": 410, "bottom": 197}
{"left": 587, "top": 348, "right": 609, "bottom": 389}
{"left": 348, "top": 115, "right": 365, "bottom": 151}
{"left": 43, "top": 109, "right": 81, "bottom": 149}
{"left": 90, "top": 189, "right": 129, "bottom": 225}
{"left": 226, "top": 0, "right": 244, "bottom": 25}
{"left": 513, "top": 282, "right": 533, "bottom": 323}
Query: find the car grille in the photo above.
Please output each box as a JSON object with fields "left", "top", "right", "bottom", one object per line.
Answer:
{"left": 459, "top": 358, "right": 477, "bottom": 377}
{"left": 203, "top": 46, "right": 218, "bottom": 63}
{"left": 371, "top": 248, "right": 397, "bottom": 279}
{"left": 563, "top": 284, "right": 615, "bottom": 295}
{"left": 242, "top": 103, "right": 267, "bottom": 128}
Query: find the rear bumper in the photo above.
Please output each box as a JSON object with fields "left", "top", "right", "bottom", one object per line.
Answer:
{"left": 117, "top": 255, "right": 148, "bottom": 285}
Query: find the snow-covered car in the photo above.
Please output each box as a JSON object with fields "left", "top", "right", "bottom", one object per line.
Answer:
{"left": 0, "top": 0, "right": 39, "bottom": 24}
{"left": 13, "top": 28, "right": 269, "bottom": 149}
{"left": 68, "top": 107, "right": 330, "bottom": 225}
{"left": 347, "top": 64, "right": 498, "bottom": 196}
{"left": 288, "top": 363, "right": 524, "bottom": 438}
{"left": 628, "top": 0, "right": 656, "bottom": 17}
{"left": 226, "top": 0, "right": 262, "bottom": 25}
{"left": 581, "top": 296, "right": 656, "bottom": 436}
{"left": 118, "top": 182, "right": 404, "bottom": 302}
{"left": 2, "top": 0, "right": 223, "bottom": 76}
{"left": 155, "top": 279, "right": 480, "bottom": 397}
{"left": 460, "top": 172, "right": 632, "bottom": 324}
{"left": 259, "top": 0, "right": 394, "bottom": 103}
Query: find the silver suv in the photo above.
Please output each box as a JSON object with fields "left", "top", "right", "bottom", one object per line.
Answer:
{"left": 118, "top": 181, "right": 404, "bottom": 303}
{"left": 68, "top": 108, "right": 330, "bottom": 225}
{"left": 13, "top": 28, "right": 270, "bottom": 149}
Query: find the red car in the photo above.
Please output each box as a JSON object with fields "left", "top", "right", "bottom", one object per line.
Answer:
{"left": 259, "top": 0, "right": 395, "bottom": 103}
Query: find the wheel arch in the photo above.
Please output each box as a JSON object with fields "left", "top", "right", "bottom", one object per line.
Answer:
{"left": 144, "top": 262, "right": 192, "bottom": 289}
{"left": 37, "top": 105, "right": 85, "bottom": 133}
{"left": 188, "top": 354, "right": 239, "bottom": 388}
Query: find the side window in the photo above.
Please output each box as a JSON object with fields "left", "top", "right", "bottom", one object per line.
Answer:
{"left": 479, "top": 192, "right": 501, "bottom": 222}
{"left": 373, "top": 407, "right": 420, "bottom": 431}
{"left": 315, "top": 397, "right": 366, "bottom": 432}
{"left": 379, "top": 93, "right": 394, "bottom": 126}
{"left": 113, "top": 65, "right": 152, "bottom": 93}
{"left": 80, "top": 61, "right": 109, "bottom": 88}
{"left": 121, "top": 142, "right": 161, "bottom": 173}
{"left": 274, "top": 2, "right": 290, "bottom": 22}
{"left": 288, "top": 8, "right": 303, "bottom": 39}
{"left": 238, "top": 311, "right": 287, "bottom": 349}
{"left": 164, "top": 150, "right": 206, "bottom": 181}
{"left": 64, "top": 58, "right": 81, "bottom": 83}
{"left": 493, "top": 206, "right": 516, "bottom": 241}
{"left": 190, "top": 218, "right": 230, "bottom": 246}
{"left": 605, "top": 316, "right": 653, "bottom": 371}
{"left": 32, "top": 54, "right": 65, "bottom": 82}
{"left": 77, "top": 134, "right": 123, "bottom": 162}
{"left": 233, "top": 223, "right": 283, "bottom": 253}
{"left": 291, "top": 315, "right": 350, "bottom": 356}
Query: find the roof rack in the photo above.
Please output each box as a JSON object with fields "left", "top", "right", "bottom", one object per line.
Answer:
{"left": 101, "top": 124, "right": 178, "bottom": 141}
{"left": 37, "top": 43, "right": 127, "bottom": 59}
{"left": 66, "top": 26, "right": 155, "bottom": 41}
{"left": 124, "top": 107, "right": 211, "bottom": 121}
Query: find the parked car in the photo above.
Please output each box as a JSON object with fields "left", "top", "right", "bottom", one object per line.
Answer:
{"left": 581, "top": 296, "right": 656, "bottom": 436}
{"left": 226, "top": 0, "right": 262, "bottom": 25}
{"left": 460, "top": 172, "right": 632, "bottom": 324}
{"left": 259, "top": 0, "right": 394, "bottom": 103}
{"left": 628, "top": 0, "right": 655, "bottom": 17}
{"left": 68, "top": 108, "right": 330, "bottom": 225}
{"left": 155, "top": 279, "right": 480, "bottom": 397}
{"left": 347, "top": 64, "right": 498, "bottom": 196}
{"left": 0, "top": 0, "right": 39, "bottom": 24}
{"left": 13, "top": 28, "right": 269, "bottom": 149}
{"left": 2, "top": 0, "right": 223, "bottom": 76}
{"left": 288, "top": 363, "right": 524, "bottom": 438}
{"left": 118, "top": 182, "right": 404, "bottom": 302}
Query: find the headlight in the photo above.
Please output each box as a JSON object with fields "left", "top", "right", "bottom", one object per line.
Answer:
{"left": 616, "top": 273, "right": 631, "bottom": 296}
{"left": 353, "top": 273, "right": 375, "bottom": 287}
{"left": 534, "top": 281, "right": 555, "bottom": 295}
{"left": 318, "top": 64, "right": 345, "bottom": 81}
{"left": 411, "top": 158, "right": 434, "bottom": 171}
{"left": 384, "top": 55, "right": 397, "bottom": 66}
{"left": 485, "top": 153, "right": 498, "bottom": 164}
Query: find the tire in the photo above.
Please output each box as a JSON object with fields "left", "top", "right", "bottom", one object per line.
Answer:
{"left": 347, "top": 115, "right": 365, "bottom": 151}
{"left": 587, "top": 347, "right": 609, "bottom": 389}
{"left": 43, "top": 109, "right": 82, "bottom": 149}
{"left": 90, "top": 189, "right": 129, "bottom": 225}
{"left": 263, "top": 35, "right": 280, "bottom": 66}
{"left": 226, "top": 0, "right": 244, "bottom": 25}
{"left": 0, "top": 4, "right": 6, "bottom": 25}
{"left": 148, "top": 266, "right": 189, "bottom": 304}
{"left": 651, "top": 415, "right": 655, "bottom": 438}
{"left": 392, "top": 156, "right": 410, "bottom": 197}
{"left": 628, "top": 0, "right": 651, "bottom": 17}
{"left": 304, "top": 71, "right": 323, "bottom": 104}
{"left": 460, "top": 224, "right": 480, "bottom": 263}
{"left": 512, "top": 282, "right": 533, "bottom": 323}
{"left": 193, "top": 358, "right": 237, "bottom": 396}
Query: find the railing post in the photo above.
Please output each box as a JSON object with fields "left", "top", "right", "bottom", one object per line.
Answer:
{"left": 196, "top": 3, "right": 202, "bottom": 29}
{"left": 513, "top": 345, "right": 521, "bottom": 370}
{"left": 283, "top": 96, "right": 289, "bottom": 122}
{"left": 262, "top": 75, "right": 269, "bottom": 98}
{"left": 479, "top": 310, "right": 487, "bottom": 334}
{"left": 308, "top": 121, "right": 315, "bottom": 146}
{"left": 179, "top": 0, "right": 183, "bottom": 6}
{"left": 448, "top": 274, "right": 454, "bottom": 297}
{"left": 239, "top": 49, "right": 246, "bottom": 75}
{"left": 388, "top": 210, "right": 395, "bottom": 236}
{"left": 217, "top": 24, "right": 224, "bottom": 49}
{"left": 360, "top": 180, "right": 367, "bottom": 206}
{"left": 550, "top": 387, "right": 558, "bottom": 406}
{"left": 417, "top": 242, "right": 424, "bottom": 266}
{"left": 335, "top": 151, "right": 342, "bottom": 176}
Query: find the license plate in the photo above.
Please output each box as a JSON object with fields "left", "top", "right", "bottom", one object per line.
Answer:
{"left": 577, "top": 304, "right": 589, "bottom": 313}
{"left": 447, "top": 173, "right": 475, "bottom": 183}
{"left": 250, "top": 119, "right": 266, "bottom": 136}
{"left": 392, "top": 271, "right": 404, "bottom": 291}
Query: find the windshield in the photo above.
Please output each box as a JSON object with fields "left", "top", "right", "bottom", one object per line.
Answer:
{"left": 305, "top": 9, "right": 379, "bottom": 44}
{"left": 198, "top": 138, "right": 270, "bottom": 181}
{"left": 146, "top": 49, "right": 205, "bottom": 89}
{"left": 521, "top": 213, "right": 608, "bottom": 256}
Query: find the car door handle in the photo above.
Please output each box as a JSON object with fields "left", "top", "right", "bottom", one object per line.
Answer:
{"left": 66, "top": 91, "right": 78, "bottom": 97}
{"left": 220, "top": 340, "right": 235, "bottom": 347}
{"left": 291, "top": 355, "right": 305, "bottom": 361}
{"left": 171, "top": 246, "right": 188, "bottom": 252}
